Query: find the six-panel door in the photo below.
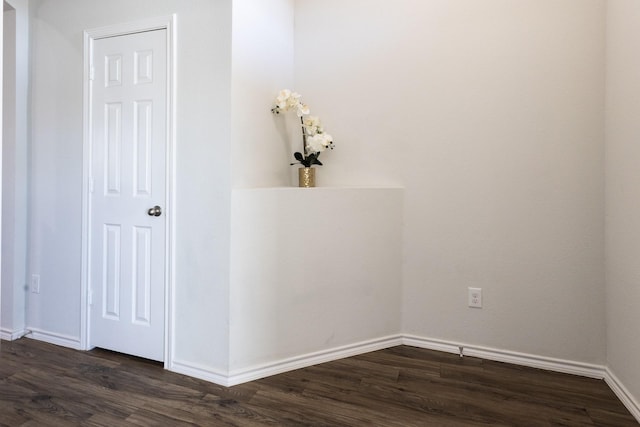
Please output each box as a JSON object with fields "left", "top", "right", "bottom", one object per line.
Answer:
{"left": 90, "top": 29, "right": 167, "bottom": 362}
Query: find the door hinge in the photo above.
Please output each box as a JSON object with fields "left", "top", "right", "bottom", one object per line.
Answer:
{"left": 89, "top": 177, "right": 94, "bottom": 193}
{"left": 89, "top": 66, "right": 95, "bottom": 81}
{"left": 89, "top": 288, "right": 94, "bottom": 305}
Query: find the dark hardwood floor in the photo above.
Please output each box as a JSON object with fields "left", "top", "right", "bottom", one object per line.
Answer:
{"left": 0, "top": 338, "right": 637, "bottom": 426}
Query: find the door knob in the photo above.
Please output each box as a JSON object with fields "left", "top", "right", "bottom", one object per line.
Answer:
{"left": 147, "top": 205, "right": 162, "bottom": 217}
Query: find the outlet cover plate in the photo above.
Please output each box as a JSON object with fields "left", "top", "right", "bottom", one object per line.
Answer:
{"left": 468, "top": 287, "right": 482, "bottom": 308}
{"left": 31, "top": 274, "right": 40, "bottom": 294}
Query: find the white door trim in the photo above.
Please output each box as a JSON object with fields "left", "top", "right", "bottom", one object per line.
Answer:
{"left": 81, "top": 15, "right": 177, "bottom": 368}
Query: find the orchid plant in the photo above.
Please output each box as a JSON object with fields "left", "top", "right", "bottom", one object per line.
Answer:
{"left": 271, "top": 89, "right": 334, "bottom": 168}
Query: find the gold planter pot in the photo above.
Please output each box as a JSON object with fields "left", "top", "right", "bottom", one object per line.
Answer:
{"left": 298, "top": 167, "right": 316, "bottom": 188}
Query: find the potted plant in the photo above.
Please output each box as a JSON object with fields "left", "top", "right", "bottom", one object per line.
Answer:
{"left": 272, "top": 89, "right": 334, "bottom": 187}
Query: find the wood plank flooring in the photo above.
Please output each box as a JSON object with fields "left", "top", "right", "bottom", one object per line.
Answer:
{"left": 0, "top": 338, "right": 637, "bottom": 426}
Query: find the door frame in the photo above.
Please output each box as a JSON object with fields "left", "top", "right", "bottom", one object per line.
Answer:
{"left": 81, "top": 15, "right": 176, "bottom": 367}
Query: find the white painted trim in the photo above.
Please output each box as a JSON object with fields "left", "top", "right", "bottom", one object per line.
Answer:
{"left": 84, "top": 16, "right": 174, "bottom": 40}
{"left": 163, "top": 14, "right": 178, "bottom": 372}
{"left": 27, "top": 328, "right": 83, "bottom": 350}
{"left": 605, "top": 368, "right": 640, "bottom": 423}
{"left": 80, "top": 25, "right": 92, "bottom": 352}
{"left": 402, "top": 335, "right": 461, "bottom": 356}
{"left": 80, "top": 15, "right": 177, "bottom": 365}
{"left": 170, "top": 359, "right": 230, "bottom": 387}
{"left": 227, "top": 335, "right": 404, "bottom": 387}
{"left": 169, "top": 336, "right": 403, "bottom": 387}
{"left": 402, "top": 335, "right": 606, "bottom": 379}
{"left": 0, "top": 0, "right": 4, "bottom": 356}
{"left": 170, "top": 334, "right": 612, "bottom": 388}
{"left": 222, "top": 333, "right": 607, "bottom": 386}
{"left": 0, "top": 327, "right": 28, "bottom": 341}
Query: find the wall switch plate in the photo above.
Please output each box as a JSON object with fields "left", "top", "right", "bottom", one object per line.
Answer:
{"left": 468, "top": 287, "right": 482, "bottom": 308}
{"left": 31, "top": 274, "right": 40, "bottom": 294}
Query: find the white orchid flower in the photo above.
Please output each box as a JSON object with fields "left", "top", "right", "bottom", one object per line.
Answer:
{"left": 306, "top": 134, "right": 333, "bottom": 154}
{"left": 303, "top": 116, "right": 322, "bottom": 136}
{"left": 296, "top": 102, "right": 310, "bottom": 117}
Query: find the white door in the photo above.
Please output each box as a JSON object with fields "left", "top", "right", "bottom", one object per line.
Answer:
{"left": 89, "top": 29, "right": 167, "bottom": 361}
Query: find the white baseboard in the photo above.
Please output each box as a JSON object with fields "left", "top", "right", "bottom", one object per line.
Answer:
{"left": 27, "top": 328, "right": 83, "bottom": 350}
{"left": 227, "top": 335, "right": 404, "bottom": 387}
{"left": 605, "top": 368, "right": 640, "bottom": 423}
{"left": 171, "top": 334, "right": 607, "bottom": 388}
{"left": 403, "top": 335, "right": 606, "bottom": 379}
{"left": 169, "top": 335, "right": 403, "bottom": 387}
{"left": 170, "top": 359, "right": 231, "bottom": 387}
{"left": 0, "top": 328, "right": 29, "bottom": 341}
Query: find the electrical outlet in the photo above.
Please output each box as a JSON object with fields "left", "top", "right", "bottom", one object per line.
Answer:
{"left": 31, "top": 274, "right": 40, "bottom": 294}
{"left": 468, "top": 287, "right": 482, "bottom": 308}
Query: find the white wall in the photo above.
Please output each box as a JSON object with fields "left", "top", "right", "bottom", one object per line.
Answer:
{"left": 295, "top": 0, "right": 606, "bottom": 363}
{"left": 605, "top": 0, "right": 640, "bottom": 408}
{"left": 231, "top": 0, "right": 294, "bottom": 188}
{"left": 27, "top": 0, "right": 233, "bottom": 372}
{"left": 229, "top": 187, "right": 403, "bottom": 375}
